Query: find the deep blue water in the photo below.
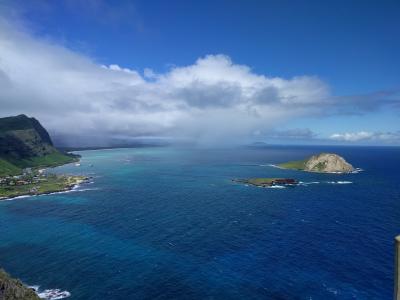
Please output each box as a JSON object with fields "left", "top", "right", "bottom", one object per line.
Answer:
{"left": 1, "top": 146, "right": 400, "bottom": 299}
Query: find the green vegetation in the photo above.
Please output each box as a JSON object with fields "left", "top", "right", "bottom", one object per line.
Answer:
{"left": 0, "top": 174, "right": 87, "bottom": 199}
{"left": 0, "top": 114, "right": 36, "bottom": 132}
{"left": 0, "top": 158, "right": 21, "bottom": 177}
{"left": 233, "top": 178, "right": 298, "bottom": 187}
{"left": 0, "top": 268, "right": 40, "bottom": 300}
{"left": 278, "top": 159, "right": 307, "bottom": 170}
{"left": 0, "top": 114, "right": 79, "bottom": 177}
{"left": 16, "top": 152, "right": 79, "bottom": 168}
{"left": 278, "top": 153, "right": 354, "bottom": 173}
{"left": 314, "top": 161, "right": 327, "bottom": 172}
{"left": 246, "top": 178, "right": 280, "bottom": 185}
{"left": 0, "top": 152, "right": 78, "bottom": 178}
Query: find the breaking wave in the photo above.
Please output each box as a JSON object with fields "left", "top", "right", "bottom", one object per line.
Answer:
{"left": 0, "top": 186, "right": 99, "bottom": 202}
{"left": 266, "top": 185, "right": 286, "bottom": 189}
{"left": 299, "top": 181, "right": 320, "bottom": 186}
{"left": 29, "top": 286, "right": 70, "bottom": 299}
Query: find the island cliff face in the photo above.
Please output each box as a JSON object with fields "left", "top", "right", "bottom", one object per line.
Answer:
{"left": 304, "top": 153, "right": 354, "bottom": 173}
{"left": 0, "top": 269, "right": 40, "bottom": 300}
{"left": 0, "top": 114, "right": 79, "bottom": 176}
{"left": 279, "top": 153, "right": 355, "bottom": 173}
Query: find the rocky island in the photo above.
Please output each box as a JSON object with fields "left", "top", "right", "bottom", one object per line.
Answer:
{"left": 278, "top": 153, "right": 355, "bottom": 173}
{"left": 233, "top": 178, "right": 298, "bottom": 187}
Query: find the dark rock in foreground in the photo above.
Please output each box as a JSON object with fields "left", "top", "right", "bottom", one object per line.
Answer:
{"left": 0, "top": 269, "right": 40, "bottom": 300}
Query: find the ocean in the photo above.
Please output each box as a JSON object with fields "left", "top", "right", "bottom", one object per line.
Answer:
{"left": 0, "top": 145, "right": 399, "bottom": 299}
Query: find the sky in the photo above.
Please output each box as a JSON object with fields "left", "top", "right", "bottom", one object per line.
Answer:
{"left": 0, "top": 0, "right": 399, "bottom": 146}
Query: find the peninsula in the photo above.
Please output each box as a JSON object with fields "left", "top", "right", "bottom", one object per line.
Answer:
{"left": 278, "top": 153, "right": 354, "bottom": 173}
{"left": 0, "top": 172, "right": 88, "bottom": 200}
{"left": 0, "top": 114, "right": 87, "bottom": 200}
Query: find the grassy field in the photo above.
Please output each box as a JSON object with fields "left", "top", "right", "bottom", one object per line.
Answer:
{"left": 234, "top": 178, "right": 298, "bottom": 187}
{"left": 0, "top": 175, "right": 86, "bottom": 199}
{"left": 0, "top": 158, "right": 21, "bottom": 177}
{"left": 246, "top": 178, "right": 280, "bottom": 185}
{"left": 0, "top": 152, "right": 78, "bottom": 177}
{"left": 17, "top": 152, "right": 78, "bottom": 168}
{"left": 278, "top": 159, "right": 307, "bottom": 170}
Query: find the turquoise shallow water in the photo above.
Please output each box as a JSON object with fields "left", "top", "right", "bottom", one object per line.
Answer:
{"left": 0, "top": 146, "right": 399, "bottom": 299}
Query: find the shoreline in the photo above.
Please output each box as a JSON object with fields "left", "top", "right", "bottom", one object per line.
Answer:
{"left": 0, "top": 178, "right": 90, "bottom": 201}
{"left": 0, "top": 175, "right": 90, "bottom": 201}
{"left": 0, "top": 183, "right": 74, "bottom": 201}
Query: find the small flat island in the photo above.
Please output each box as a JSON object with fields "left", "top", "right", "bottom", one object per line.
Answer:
{"left": 278, "top": 153, "right": 355, "bottom": 173}
{"left": 233, "top": 178, "right": 298, "bottom": 187}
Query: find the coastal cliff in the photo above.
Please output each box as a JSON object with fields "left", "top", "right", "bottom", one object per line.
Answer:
{"left": 0, "top": 269, "right": 39, "bottom": 300}
{"left": 279, "top": 153, "right": 354, "bottom": 173}
{"left": 0, "top": 114, "right": 78, "bottom": 177}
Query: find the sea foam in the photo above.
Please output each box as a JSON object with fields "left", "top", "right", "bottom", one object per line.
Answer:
{"left": 327, "top": 181, "right": 352, "bottom": 184}
{"left": 29, "top": 286, "right": 71, "bottom": 300}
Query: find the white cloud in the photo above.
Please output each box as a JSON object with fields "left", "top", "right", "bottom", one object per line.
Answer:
{"left": 0, "top": 13, "right": 397, "bottom": 145}
{"left": 266, "top": 128, "right": 317, "bottom": 140}
{"left": 330, "top": 131, "right": 400, "bottom": 142}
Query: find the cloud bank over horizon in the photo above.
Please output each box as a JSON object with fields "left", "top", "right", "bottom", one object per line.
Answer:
{"left": 330, "top": 131, "right": 400, "bottom": 143}
{"left": 0, "top": 13, "right": 399, "bottom": 146}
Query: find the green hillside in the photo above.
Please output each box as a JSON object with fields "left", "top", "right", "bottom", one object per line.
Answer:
{"left": 278, "top": 159, "right": 307, "bottom": 170}
{"left": 0, "top": 158, "right": 21, "bottom": 177}
{"left": 0, "top": 114, "right": 79, "bottom": 176}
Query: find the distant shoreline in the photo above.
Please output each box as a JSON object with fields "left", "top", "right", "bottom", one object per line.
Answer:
{"left": 58, "top": 143, "right": 168, "bottom": 152}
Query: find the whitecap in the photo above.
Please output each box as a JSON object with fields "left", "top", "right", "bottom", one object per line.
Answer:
{"left": 76, "top": 188, "right": 100, "bottom": 192}
{"left": 267, "top": 185, "right": 286, "bottom": 189}
{"left": 37, "top": 289, "right": 71, "bottom": 299}
{"left": 0, "top": 195, "right": 32, "bottom": 201}
{"left": 299, "top": 181, "right": 320, "bottom": 186}
{"left": 266, "top": 164, "right": 285, "bottom": 169}
{"left": 28, "top": 285, "right": 40, "bottom": 292}
{"left": 27, "top": 286, "right": 70, "bottom": 300}
{"left": 0, "top": 186, "right": 99, "bottom": 202}
{"left": 351, "top": 168, "right": 363, "bottom": 173}
{"left": 326, "top": 287, "right": 339, "bottom": 295}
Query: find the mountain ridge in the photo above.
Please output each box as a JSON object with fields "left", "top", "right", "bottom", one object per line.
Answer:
{"left": 0, "top": 114, "right": 78, "bottom": 176}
